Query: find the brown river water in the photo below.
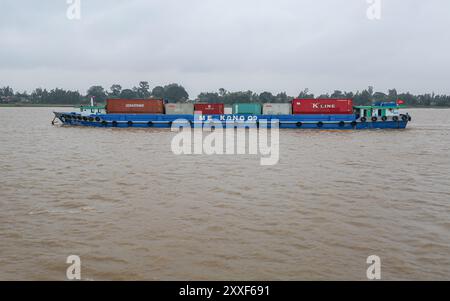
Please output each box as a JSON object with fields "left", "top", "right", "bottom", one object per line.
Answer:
{"left": 0, "top": 107, "right": 449, "bottom": 280}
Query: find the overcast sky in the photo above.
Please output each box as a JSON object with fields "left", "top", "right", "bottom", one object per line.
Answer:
{"left": 1, "top": 0, "right": 449, "bottom": 97}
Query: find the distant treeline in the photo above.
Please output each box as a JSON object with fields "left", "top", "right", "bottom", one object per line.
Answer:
{"left": 1, "top": 83, "right": 450, "bottom": 107}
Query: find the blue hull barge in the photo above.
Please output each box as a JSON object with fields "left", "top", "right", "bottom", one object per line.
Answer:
{"left": 53, "top": 101, "right": 411, "bottom": 130}
{"left": 53, "top": 113, "right": 410, "bottom": 130}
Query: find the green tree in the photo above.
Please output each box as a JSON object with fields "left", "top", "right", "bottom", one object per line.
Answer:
{"left": 1, "top": 86, "right": 14, "bottom": 97}
{"left": 136, "top": 81, "right": 150, "bottom": 98}
{"left": 31, "top": 88, "right": 44, "bottom": 103}
{"left": 87, "top": 86, "right": 106, "bottom": 103}
{"left": 355, "top": 88, "right": 372, "bottom": 105}
{"left": 109, "top": 84, "right": 122, "bottom": 98}
{"left": 223, "top": 91, "right": 253, "bottom": 104}
{"left": 331, "top": 90, "right": 345, "bottom": 98}
{"left": 344, "top": 91, "right": 354, "bottom": 99}
{"left": 275, "top": 92, "right": 291, "bottom": 103}
{"left": 398, "top": 92, "right": 417, "bottom": 106}
{"left": 163, "top": 84, "right": 189, "bottom": 103}
{"left": 35, "top": 88, "right": 82, "bottom": 104}
{"left": 152, "top": 86, "right": 165, "bottom": 99}
{"left": 388, "top": 89, "right": 398, "bottom": 101}
{"left": 0, "top": 86, "right": 14, "bottom": 102}
{"left": 317, "top": 93, "right": 330, "bottom": 98}
{"left": 197, "top": 92, "right": 220, "bottom": 103}
{"left": 297, "top": 89, "right": 314, "bottom": 99}
{"left": 259, "top": 92, "right": 275, "bottom": 103}
{"left": 120, "top": 89, "right": 137, "bottom": 99}
{"left": 418, "top": 94, "right": 432, "bottom": 106}
{"left": 373, "top": 92, "right": 388, "bottom": 103}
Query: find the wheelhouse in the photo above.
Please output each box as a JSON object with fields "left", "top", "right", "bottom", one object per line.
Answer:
{"left": 79, "top": 105, "right": 106, "bottom": 115}
{"left": 354, "top": 103, "right": 403, "bottom": 121}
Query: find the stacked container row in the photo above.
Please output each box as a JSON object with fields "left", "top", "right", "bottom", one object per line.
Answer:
{"left": 105, "top": 98, "right": 355, "bottom": 116}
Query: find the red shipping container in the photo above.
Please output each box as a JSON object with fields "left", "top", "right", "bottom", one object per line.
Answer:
{"left": 292, "top": 99, "right": 353, "bottom": 114}
{"left": 194, "top": 103, "right": 225, "bottom": 115}
{"left": 106, "top": 99, "right": 164, "bottom": 114}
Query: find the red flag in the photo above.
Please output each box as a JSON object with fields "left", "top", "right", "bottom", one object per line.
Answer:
{"left": 397, "top": 99, "right": 405, "bottom": 105}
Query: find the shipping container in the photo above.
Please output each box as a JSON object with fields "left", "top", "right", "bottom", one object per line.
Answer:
{"left": 292, "top": 99, "right": 353, "bottom": 115}
{"left": 106, "top": 99, "right": 164, "bottom": 114}
{"left": 233, "top": 103, "right": 262, "bottom": 115}
{"left": 224, "top": 107, "right": 233, "bottom": 114}
{"left": 164, "top": 103, "right": 194, "bottom": 115}
{"left": 263, "top": 103, "right": 292, "bottom": 115}
{"left": 194, "top": 103, "right": 225, "bottom": 115}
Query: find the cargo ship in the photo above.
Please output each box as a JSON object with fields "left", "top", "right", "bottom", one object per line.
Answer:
{"left": 53, "top": 98, "right": 411, "bottom": 130}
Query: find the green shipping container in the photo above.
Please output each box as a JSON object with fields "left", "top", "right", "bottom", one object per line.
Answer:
{"left": 233, "top": 103, "right": 262, "bottom": 115}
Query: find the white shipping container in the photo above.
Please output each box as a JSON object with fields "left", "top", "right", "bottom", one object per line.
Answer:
{"left": 224, "top": 107, "right": 233, "bottom": 114}
{"left": 164, "top": 103, "right": 194, "bottom": 115}
{"left": 263, "top": 103, "right": 292, "bottom": 115}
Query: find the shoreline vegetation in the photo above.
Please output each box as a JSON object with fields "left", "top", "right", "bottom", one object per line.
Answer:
{"left": 2, "top": 82, "right": 450, "bottom": 108}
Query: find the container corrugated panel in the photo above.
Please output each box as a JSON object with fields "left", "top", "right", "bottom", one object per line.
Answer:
{"left": 106, "top": 99, "right": 164, "bottom": 114}
{"left": 224, "top": 107, "right": 233, "bottom": 114}
{"left": 194, "top": 104, "right": 224, "bottom": 115}
{"left": 164, "top": 103, "right": 194, "bottom": 115}
{"left": 292, "top": 99, "right": 353, "bottom": 115}
{"left": 233, "top": 103, "right": 262, "bottom": 115}
{"left": 263, "top": 103, "right": 292, "bottom": 115}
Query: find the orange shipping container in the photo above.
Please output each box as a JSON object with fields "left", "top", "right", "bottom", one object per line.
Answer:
{"left": 106, "top": 99, "right": 164, "bottom": 114}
